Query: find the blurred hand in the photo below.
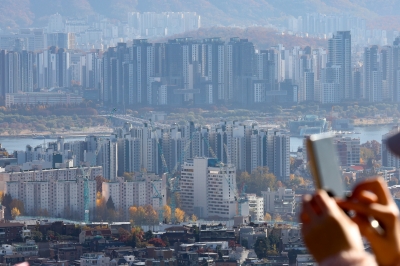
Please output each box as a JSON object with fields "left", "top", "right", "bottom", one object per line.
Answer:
{"left": 300, "top": 190, "right": 364, "bottom": 263}
{"left": 338, "top": 177, "right": 400, "bottom": 266}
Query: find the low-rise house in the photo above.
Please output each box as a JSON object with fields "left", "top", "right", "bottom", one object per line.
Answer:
{"left": 49, "top": 242, "right": 83, "bottom": 261}
{"left": 162, "top": 226, "right": 194, "bottom": 245}
{"left": 12, "top": 239, "right": 38, "bottom": 256}
{"left": 110, "top": 255, "right": 137, "bottom": 266}
{"left": 239, "top": 227, "right": 267, "bottom": 249}
{"left": 0, "top": 222, "right": 24, "bottom": 244}
{"left": 79, "top": 229, "right": 112, "bottom": 244}
{"left": 199, "top": 224, "right": 235, "bottom": 242}
{"left": 80, "top": 253, "right": 110, "bottom": 266}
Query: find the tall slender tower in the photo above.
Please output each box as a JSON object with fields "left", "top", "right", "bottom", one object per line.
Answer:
{"left": 328, "top": 31, "right": 352, "bottom": 101}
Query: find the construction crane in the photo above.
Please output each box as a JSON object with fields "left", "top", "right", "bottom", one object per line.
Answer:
{"left": 148, "top": 119, "right": 194, "bottom": 223}
{"left": 169, "top": 133, "right": 193, "bottom": 223}
{"left": 79, "top": 136, "right": 105, "bottom": 224}
{"left": 203, "top": 134, "right": 217, "bottom": 158}
{"left": 148, "top": 119, "right": 166, "bottom": 223}
{"left": 151, "top": 181, "right": 164, "bottom": 223}
{"left": 222, "top": 143, "right": 247, "bottom": 216}
{"left": 109, "top": 108, "right": 117, "bottom": 122}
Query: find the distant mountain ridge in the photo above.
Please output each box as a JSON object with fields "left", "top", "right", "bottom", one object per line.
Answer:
{"left": 1, "top": 0, "right": 400, "bottom": 30}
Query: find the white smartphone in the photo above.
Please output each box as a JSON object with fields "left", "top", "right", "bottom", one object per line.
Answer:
{"left": 306, "top": 133, "right": 346, "bottom": 198}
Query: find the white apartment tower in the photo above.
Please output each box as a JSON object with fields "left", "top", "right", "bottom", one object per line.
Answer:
{"left": 180, "top": 158, "right": 237, "bottom": 219}
{"left": 247, "top": 194, "right": 264, "bottom": 222}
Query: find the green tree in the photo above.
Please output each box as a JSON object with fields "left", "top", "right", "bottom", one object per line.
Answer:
{"left": 144, "top": 230, "right": 154, "bottom": 241}
{"left": 2, "top": 193, "right": 13, "bottom": 219}
{"left": 241, "top": 238, "right": 249, "bottom": 249}
{"left": 31, "top": 231, "right": 43, "bottom": 242}
{"left": 161, "top": 235, "right": 170, "bottom": 247}
{"left": 106, "top": 196, "right": 115, "bottom": 210}
{"left": 254, "top": 237, "right": 270, "bottom": 259}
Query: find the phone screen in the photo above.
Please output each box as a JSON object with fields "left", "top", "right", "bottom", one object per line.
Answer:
{"left": 307, "top": 133, "right": 345, "bottom": 198}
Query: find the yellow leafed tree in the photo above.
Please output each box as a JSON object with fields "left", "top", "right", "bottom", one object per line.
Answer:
{"left": 191, "top": 214, "right": 197, "bottom": 222}
{"left": 163, "top": 205, "right": 171, "bottom": 222}
{"left": 175, "top": 208, "right": 185, "bottom": 223}
{"left": 144, "top": 205, "right": 158, "bottom": 225}
{"left": 129, "top": 206, "right": 147, "bottom": 225}
{"left": 10, "top": 199, "right": 24, "bottom": 215}
{"left": 264, "top": 213, "right": 272, "bottom": 221}
{"left": 11, "top": 208, "right": 20, "bottom": 219}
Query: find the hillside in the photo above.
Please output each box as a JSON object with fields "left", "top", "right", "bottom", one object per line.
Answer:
{"left": 153, "top": 26, "right": 328, "bottom": 49}
{"left": 1, "top": 0, "right": 400, "bottom": 30}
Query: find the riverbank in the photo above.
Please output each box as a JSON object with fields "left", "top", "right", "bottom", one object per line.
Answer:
{"left": 353, "top": 117, "right": 396, "bottom": 126}
{"left": 0, "top": 126, "right": 113, "bottom": 138}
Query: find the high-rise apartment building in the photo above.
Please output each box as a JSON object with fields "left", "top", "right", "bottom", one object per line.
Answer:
{"left": 364, "top": 46, "right": 382, "bottom": 102}
{"left": 0, "top": 167, "right": 101, "bottom": 219}
{"left": 335, "top": 136, "right": 360, "bottom": 167}
{"left": 180, "top": 158, "right": 238, "bottom": 219}
{"left": 102, "top": 174, "right": 166, "bottom": 219}
{"left": 328, "top": 31, "right": 352, "bottom": 100}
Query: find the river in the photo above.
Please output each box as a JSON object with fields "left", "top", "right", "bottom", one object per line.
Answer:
{"left": 0, "top": 136, "right": 86, "bottom": 152}
{"left": 290, "top": 125, "right": 395, "bottom": 152}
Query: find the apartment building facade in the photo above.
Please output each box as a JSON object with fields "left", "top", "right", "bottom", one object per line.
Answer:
{"left": 180, "top": 158, "right": 238, "bottom": 219}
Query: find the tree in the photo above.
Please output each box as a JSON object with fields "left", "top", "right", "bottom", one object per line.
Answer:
{"left": 11, "top": 207, "right": 20, "bottom": 219}
{"left": 95, "top": 192, "right": 107, "bottom": 222}
{"left": 264, "top": 213, "right": 272, "bottom": 221}
{"left": 254, "top": 237, "right": 269, "bottom": 259}
{"left": 273, "top": 213, "right": 283, "bottom": 222}
{"left": 241, "top": 238, "right": 249, "bottom": 249}
{"left": 10, "top": 199, "right": 24, "bottom": 215}
{"left": 175, "top": 208, "right": 185, "bottom": 223}
{"left": 148, "top": 238, "right": 166, "bottom": 247}
{"left": 236, "top": 167, "right": 277, "bottom": 195}
{"left": 191, "top": 214, "right": 198, "bottom": 222}
{"left": 95, "top": 176, "right": 107, "bottom": 193}
{"left": 106, "top": 196, "right": 115, "bottom": 210}
{"left": 31, "top": 231, "right": 43, "bottom": 242}
{"left": 2, "top": 193, "right": 13, "bottom": 219}
{"left": 123, "top": 172, "right": 134, "bottom": 181}
{"left": 161, "top": 235, "right": 170, "bottom": 247}
{"left": 360, "top": 147, "right": 374, "bottom": 163}
{"left": 144, "top": 205, "right": 158, "bottom": 225}
{"left": 129, "top": 206, "right": 147, "bottom": 225}
{"left": 47, "top": 230, "right": 55, "bottom": 240}
{"left": 144, "top": 230, "right": 154, "bottom": 241}
{"left": 163, "top": 205, "right": 171, "bottom": 223}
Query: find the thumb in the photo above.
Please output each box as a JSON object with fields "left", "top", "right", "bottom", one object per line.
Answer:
{"left": 353, "top": 214, "right": 381, "bottom": 241}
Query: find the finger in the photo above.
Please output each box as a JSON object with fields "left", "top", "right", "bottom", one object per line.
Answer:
{"left": 300, "top": 212, "right": 311, "bottom": 224}
{"left": 338, "top": 201, "right": 388, "bottom": 221}
{"left": 352, "top": 178, "right": 391, "bottom": 205}
{"left": 302, "top": 197, "right": 319, "bottom": 220}
{"left": 313, "top": 190, "right": 332, "bottom": 214}
{"left": 352, "top": 214, "right": 382, "bottom": 241}
{"left": 350, "top": 190, "right": 379, "bottom": 204}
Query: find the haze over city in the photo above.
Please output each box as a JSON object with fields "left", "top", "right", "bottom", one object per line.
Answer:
{"left": 0, "top": 0, "right": 400, "bottom": 265}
